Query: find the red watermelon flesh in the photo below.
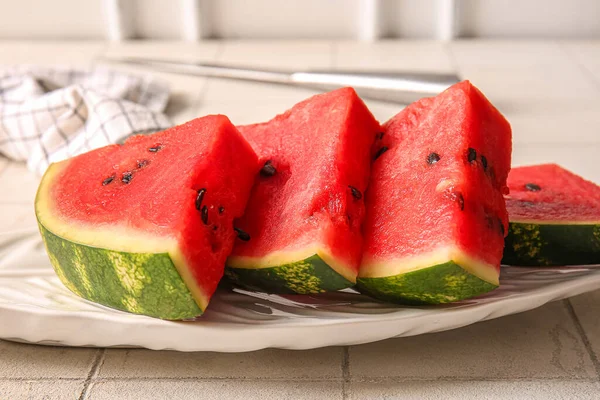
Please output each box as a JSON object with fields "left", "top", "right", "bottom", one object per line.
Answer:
{"left": 227, "top": 88, "right": 381, "bottom": 293}
{"left": 36, "top": 115, "right": 258, "bottom": 316}
{"left": 358, "top": 81, "right": 512, "bottom": 304}
{"left": 506, "top": 164, "right": 600, "bottom": 222}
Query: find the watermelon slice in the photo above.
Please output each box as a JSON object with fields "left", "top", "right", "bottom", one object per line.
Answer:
{"left": 35, "top": 115, "right": 258, "bottom": 319}
{"left": 503, "top": 164, "right": 600, "bottom": 266}
{"left": 358, "top": 81, "right": 512, "bottom": 304}
{"left": 226, "top": 88, "right": 381, "bottom": 294}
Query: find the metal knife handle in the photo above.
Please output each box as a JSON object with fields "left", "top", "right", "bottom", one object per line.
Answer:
{"left": 291, "top": 71, "right": 460, "bottom": 104}
{"left": 104, "top": 57, "right": 460, "bottom": 104}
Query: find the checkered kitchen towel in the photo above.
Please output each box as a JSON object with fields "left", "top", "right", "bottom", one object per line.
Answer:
{"left": 0, "top": 66, "right": 172, "bottom": 175}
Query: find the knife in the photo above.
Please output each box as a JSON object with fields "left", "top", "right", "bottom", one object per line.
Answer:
{"left": 103, "top": 56, "right": 461, "bottom": 104}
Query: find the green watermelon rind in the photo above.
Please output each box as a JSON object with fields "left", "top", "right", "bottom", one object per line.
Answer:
{"left": 38, "top": 222, "right": 203, "bottom": 320}
{"left": 502, "top": 222, "right": 600, "bottom": 266}
{"left": 225, "top": 254, "right": 353, "bottom": 294}
{"left": 356, "top": 261, "right": 498, "bottom": 305}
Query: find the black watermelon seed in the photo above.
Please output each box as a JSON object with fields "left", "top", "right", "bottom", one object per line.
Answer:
{"left": 137, "top": 159, "right": 150, "bottom": 169}
{"left": 448, "top": 191, "right": 465, "bottom": 211}
{"left": 374, "top": 146, "right": 389, "bottom": 161}
{"left": 497, "top": 217, "right": 505, "bottom": 236}
{"left": 201, "top": 205, "right": 209, "bottom": 225}
{"left": 489, "top": 167, "right": 497, "bottom": 184}
{"left": 485, "top": 214, "right": 494, "bottom": 229}
{"left": 195, "top": 188, "right": 206, "bottom": 211}
{"left": 525, "top": 183, "right": 541, "bottom": 192}
{"left": 446, "top": 190, "right": 464, "bottom": 211}
{"left": 148, "top": 144, "right": 162, "bottom": 152}
{"left": 481, "top": 155, "right": 488, "bottom": 171}
{"left": 376, "top": 132, "right": 384, "bottom": 140}
{"left": 467, "top": 148, "right": 477, "bottom": 163}
{"left": 427, "top": 152, "right": 440, "bottom": 165}
{"left": 218, "top": 206, "right": 225, "bottom": 214}
{"left": 121, "top": 172, "right": 133, "bottom": 184}
{"left": 349, "top": 185, "right": 362, "bottom": 200}
{"left": 213, "top": 225, "right": 218, "bottom": 231}
{"left": 520, "top": 200, "right": 535, "bottom": 207}
{"left": 260, "top": 160, "right": 276, "bottom": 177}
{"left": 234, "top": 227, "right": 251, "bottom": 241}
{"left": 102, "top": 174, "right": 115, "bottom": 186}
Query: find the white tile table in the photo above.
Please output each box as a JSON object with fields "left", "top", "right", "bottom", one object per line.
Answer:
{"left": 1, "top": 39, "right": 600, "bottom": 400}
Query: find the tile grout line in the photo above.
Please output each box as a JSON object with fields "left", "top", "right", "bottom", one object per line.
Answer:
{"left": 330, "top": 41, "right": 338, "bottom": 70}
{"left": 442, "top": 41, "right": 462, "bottom": 79}
{"left": 78, "top": 348, "right": 106, "bottom": 400}
{"left": 344, "top": 376, "right": 600, "bottom": 384}
{"left": 91, "top": 40, "right": 112, "bottom": 66}
{"left": 189, "top": 42, "right": 226, "bottom": 117}
{"left": 0, "top": 377, "right": 86, "bottom": 382}
{"left": 92, "top": 377, "right": 346, "bottom": 383}
{"left": 564, "top": 299, "right": 600, "bottom": 380}
{"left": 341, "top": 346, "right": 350, "bottom": 399}
{"left": 557, "top": 41, "right": 600, "bottom": 96}
{"left": 1, "top": 376, "right": 597, "bottom": 384}
{"left": 0, "top": 160, "right": 9, "bottom": 180}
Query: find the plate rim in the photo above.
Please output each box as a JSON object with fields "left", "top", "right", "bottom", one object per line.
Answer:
{"left": 1, "top": 269, "right": 599, "bottom": 352}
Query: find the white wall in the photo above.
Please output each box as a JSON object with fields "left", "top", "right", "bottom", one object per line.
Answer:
{"left": 203, "top": 0, "right": 360, "bottom": 39}
{"left": 381, "top": 0, "right": 440, "bottom": 39}
{"left": 458, "top": 0, "right": 600, "bottom": 38}
{"left": 132, "top": 0, "right": 186, "bottom": 39}
{"left": 0, "top": 0, "right": 106, "bottom": 39}
{"left": 0, "top": 0, "right": 598, "bottom": 40}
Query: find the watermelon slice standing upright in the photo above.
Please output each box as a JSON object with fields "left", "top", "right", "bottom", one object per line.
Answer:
{"left": 358, "top": 81, "right": 512, "bottom": 304}
{"left": 226, "top": 88, "right": 381, "bottom": 294}
{"left": 503, "top": 164, "right": 600, "bottom": 266}
{"left": 35, "top": 115, "right": 258, "bottom": 319}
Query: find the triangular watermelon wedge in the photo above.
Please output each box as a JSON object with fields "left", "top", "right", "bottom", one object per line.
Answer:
{"left": 358, "top": 81, "right": 512, "bottom": 304}
{"left": 35, "top": 115, "right": 258, "bottom": 319}
{"left": 226, "top": 88, "right": 381, "bottom": 294}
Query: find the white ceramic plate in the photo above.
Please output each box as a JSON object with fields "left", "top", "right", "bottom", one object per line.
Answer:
{"left": 1, "top": 229, "right": 600, "bottom": 352}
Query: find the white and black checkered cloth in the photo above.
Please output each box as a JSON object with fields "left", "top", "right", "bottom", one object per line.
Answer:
{"left": 0, "top": 66, "right": 172, "bottom": 175}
